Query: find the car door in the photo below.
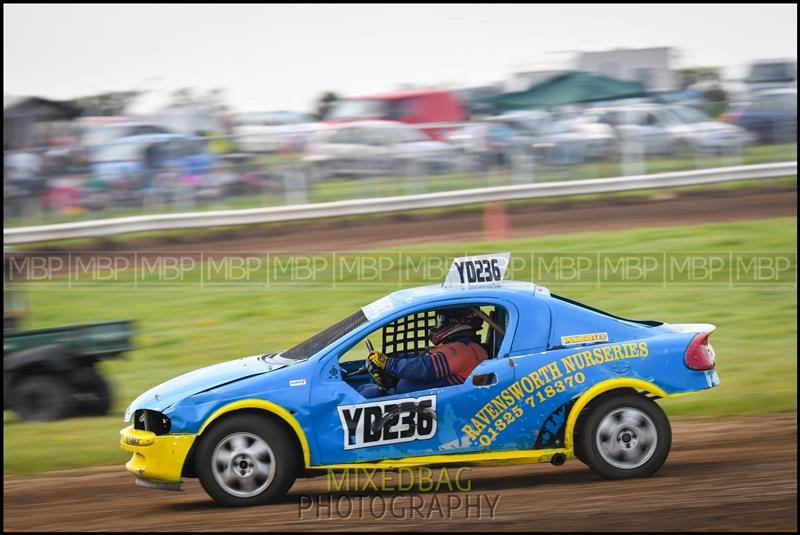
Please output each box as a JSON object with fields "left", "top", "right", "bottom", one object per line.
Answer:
{"left": 327, "top": 125, "right": 360, "bottom": 174}
{"left": 634, "top": 111, "right": 673, "bottom": 154}
{"left": 307, "top": 299, "right": 525, "bottom": 465}
{"left": 357, "top": 127, "right": 391, "bottom": 176}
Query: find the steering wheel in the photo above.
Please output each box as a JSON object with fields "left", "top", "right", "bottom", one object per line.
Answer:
{"left": 344, "top": 339, "right": 375, "bottom": 379}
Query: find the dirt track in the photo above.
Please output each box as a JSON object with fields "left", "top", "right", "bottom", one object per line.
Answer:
{"left": 4, "top": 413, "right": 796, "bottom": 532}
{"left": 35, "top": 183, "right": 797, "bottom": 254}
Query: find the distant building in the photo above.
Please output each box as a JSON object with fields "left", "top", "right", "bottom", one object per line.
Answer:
{"left": 577, "top": 47, "right": 678, "bottom": 93}
{"left": 510, "top": 47, "right": 678, "bottom": 94}
{"left": 508, "top": 51, "right": 578, "bottom": 93}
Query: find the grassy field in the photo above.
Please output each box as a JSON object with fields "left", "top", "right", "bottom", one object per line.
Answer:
{"left": 3, "top": 216, "right": 796, "bottom": 474}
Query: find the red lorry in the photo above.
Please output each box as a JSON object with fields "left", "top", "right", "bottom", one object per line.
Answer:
{"left": 325, "top": 89, "right": 467, "bottom": 140}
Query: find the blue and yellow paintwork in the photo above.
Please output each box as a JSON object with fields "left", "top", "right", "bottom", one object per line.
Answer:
{"left": 121, "top": 281, "right": 719, "bottom": 485}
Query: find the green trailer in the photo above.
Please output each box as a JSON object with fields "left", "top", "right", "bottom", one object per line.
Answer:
{"left": 4, "top": 250, "right": 136, "bottom": 421}
{"left": 4, "top": 320, "right": 135, "bottom": 421}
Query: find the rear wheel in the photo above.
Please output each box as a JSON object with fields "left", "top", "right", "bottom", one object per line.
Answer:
{"left": 196, "top": 414, "right": 298, "bottom": 506}
{"left": 12, "top": 375, "right": 76, "bottom": 421}
{"left": 577, "top": 392, "right": 671, "bottom": 479}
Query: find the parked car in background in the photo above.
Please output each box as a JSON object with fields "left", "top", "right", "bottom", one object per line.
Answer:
{"left": 443, "top": 120, "right": 521, "bottom": 170}
{"left": 231, "top": 111, "right": 322, "bottom": 153}
{"left": 498, "top": 111, "right": 617, "bottom": 165}
{"left": 304, "top": 120, "right": 457, "bottom": 179}
{"left": 445, "top": 110, "right": 618, "bottom": 168}
{"left": 590, "top": 103, "right": 752, "bottom": 156}
{"left": 87, "top": 134, "right": 217, "bottom": 207}
{"left": 744, "top": 58, "right": 797, "bottom": 93}
{"left": 662, "top": 104, "right": 753, "bottom": 154}
{"left": 549, "top": 114, "right": 619, "bottom": 162}
{"left": 325, "top": 89, "right": 467, "bottom": 140}
{"left": 588, "top": 105, "right": 684, "bottom": 156}
{"left": 720, "top": 88, "right": 797, "bottom": 144}
{"left": 78, "top": 120, "right": 171, "bottom": 148}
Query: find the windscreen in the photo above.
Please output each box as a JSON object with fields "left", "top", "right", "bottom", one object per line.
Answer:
{"left": 748, "top": 62, "right": 796, "bottom": 83}
{"left": 327, "top": 99, "right": 387, "bottom": 120}
{"left": 281, "top": 309, "right": 368, "bottom": 360}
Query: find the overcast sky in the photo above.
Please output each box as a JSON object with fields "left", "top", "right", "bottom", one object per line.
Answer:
{"left": 4, "top": 4, "right": 797, "bottom": 113}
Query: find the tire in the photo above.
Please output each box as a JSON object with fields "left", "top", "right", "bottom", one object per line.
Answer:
{"left": 196, "top": 413, "right": 298, "bottom": 506}
{"left": 11, "top": 375, "right": 76, "bottom": 421}
{"left": 74, "top": 368, "right": 112, "bottom": 416}
{"left": 671, "top": 139, "right": 692, "bottom": 158}
{"left": 572, "top": 416, "right": 588, "bottom": 465}
{"left": 577, "top": 392, "right": 671, "bottom": 479}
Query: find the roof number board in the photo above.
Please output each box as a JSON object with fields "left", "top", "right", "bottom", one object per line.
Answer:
{"left": 442, "top": 253, "right": 511, "bottom": 288}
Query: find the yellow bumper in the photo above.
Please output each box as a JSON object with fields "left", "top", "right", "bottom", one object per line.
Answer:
{"left": 120, "top": 425, "right": 196, "bottom": 483}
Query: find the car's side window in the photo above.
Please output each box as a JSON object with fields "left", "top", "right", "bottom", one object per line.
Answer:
{"left": 348, "top": 128, "right": 372, "bottom": 146}
{"left": 338, "top": 330, "right": 382, "bottom": 364}
{"left": 336, "top": 303, "right": 509, "bottom": 395}
{"left": 380, "top": 309, "right": 437, "bottom": 359}
{"left": 330, "top": 128, "right": 355, "bottom": 144}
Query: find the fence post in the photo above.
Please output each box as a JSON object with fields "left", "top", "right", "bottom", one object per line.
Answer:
{"left": 621, "top": 138, "right": 645, "bottom": 176}
{"left": 484, "top": 202, "right": 508, "bottom": 241}
{"left": 283, "top": 165, "right": 308, "bottom": 205}
{"left": 403, "top": 160, "right": 426, "bottom": 195}
{"left": 510, "top": 144, "right": 534, "bottom": 185}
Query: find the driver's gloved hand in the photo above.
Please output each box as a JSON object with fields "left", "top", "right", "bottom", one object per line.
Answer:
{"left": 367, "top": 351, "right": 389, "bottom": 387}
{"left": 367, "top": 350, "right": 388, "bottom": 370}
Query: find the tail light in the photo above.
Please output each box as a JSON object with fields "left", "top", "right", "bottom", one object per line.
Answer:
{"left": 720, "top": 112, "right": 740, "bottom": 124}
{"left": 684, "top": 332, "right": 716, "bottom": 370}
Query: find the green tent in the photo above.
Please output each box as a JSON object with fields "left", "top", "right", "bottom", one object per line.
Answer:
{"left": 491, "top": 71, "right": 647, "bottom": 112}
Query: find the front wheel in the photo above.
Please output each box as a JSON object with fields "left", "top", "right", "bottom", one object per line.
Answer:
{"left": 577, "top": 393, "right": 671, "bottom": 479}
{"left": 11, "top": 375, "right": 76, "bottom": 421}
{"left": 196, "top": 414, "right": 298, "bottom": 506}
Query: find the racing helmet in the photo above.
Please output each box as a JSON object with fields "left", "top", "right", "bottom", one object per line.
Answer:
{"left": 429, "top": 307, "right": 484, "bottom": 346}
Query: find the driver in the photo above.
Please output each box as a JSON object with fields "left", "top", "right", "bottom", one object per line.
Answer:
{"left": 358, "top": 308, "right": 488, "bottom": 399}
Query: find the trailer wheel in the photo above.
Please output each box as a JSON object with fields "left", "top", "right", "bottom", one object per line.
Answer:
{"left": 12, "top": 375, "right": 76, "bottom": 421}
{"left": 75, "top": 368, "right": 112, "bottom": 416}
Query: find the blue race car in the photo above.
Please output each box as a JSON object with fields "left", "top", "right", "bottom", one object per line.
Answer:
{"left": 120, "top": 253, "right": 719, "bottom": 506}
